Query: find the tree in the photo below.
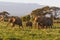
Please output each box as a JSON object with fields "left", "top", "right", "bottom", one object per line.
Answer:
{"left": 31, "top": 8, "right": 43, "bottom": 18}
{"left": 26, "top": 15, "right": 31, "bottom": 21}
{"left": 2, "top": 11, "right": 10, "bottom": 16}
{"left": 31, "top": 6, "right": 50, "bottom": 18}
{"left": 50, "top": 7, "right": 60, "bottom": 19}
{"left": 22, "top": 16, "right": 27, "bottom": 22}
{"left": 0, "top": 11, "right": 10, "bottom": 17}
{"left": 0, "top": 11, "right": 9, "bottom": 15}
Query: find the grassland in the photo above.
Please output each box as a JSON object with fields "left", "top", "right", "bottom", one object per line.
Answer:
{"left": 0, "top": 21, "right": 60, "bottom": 40}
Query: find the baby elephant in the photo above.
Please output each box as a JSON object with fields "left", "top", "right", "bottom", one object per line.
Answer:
{"left": 26, "top": 21, "right": 33, "bottom": 28}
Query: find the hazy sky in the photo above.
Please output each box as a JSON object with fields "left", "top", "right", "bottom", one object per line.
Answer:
{"left": 0, "top": 0, "right": 60, "bottom": 7}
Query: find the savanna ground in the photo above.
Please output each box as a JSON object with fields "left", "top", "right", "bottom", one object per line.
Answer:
{"left": 0, "top": 20, "right": 60, "bottom": 40}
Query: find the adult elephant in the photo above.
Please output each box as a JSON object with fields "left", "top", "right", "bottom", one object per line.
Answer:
{"left": 7, "top": 16, "right": 23, "bottom": 28}
{"left": 42, "top": 17, "right": 53, "bottom": 28}
{"left": 35, "top": 16, "right": 53, "bottom": 29}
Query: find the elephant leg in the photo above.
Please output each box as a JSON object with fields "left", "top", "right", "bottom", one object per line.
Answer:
{"left": 51, "top": 25, "right": 52, "bottom": 28}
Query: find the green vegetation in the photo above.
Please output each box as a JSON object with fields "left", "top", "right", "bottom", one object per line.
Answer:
{"left": 0, "top": 6, "right": 60, "bottom": 40}
{"left": 0, "top": 21, "right": 60, "bottom": 40}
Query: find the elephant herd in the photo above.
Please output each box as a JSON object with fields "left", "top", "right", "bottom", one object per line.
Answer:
{"left": 0, "top": 15, "right": 53, "bottom": 29}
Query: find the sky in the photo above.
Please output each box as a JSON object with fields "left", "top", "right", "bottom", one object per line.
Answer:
{"left": 0, "top": 0, "right": 60, "bottom": 7}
